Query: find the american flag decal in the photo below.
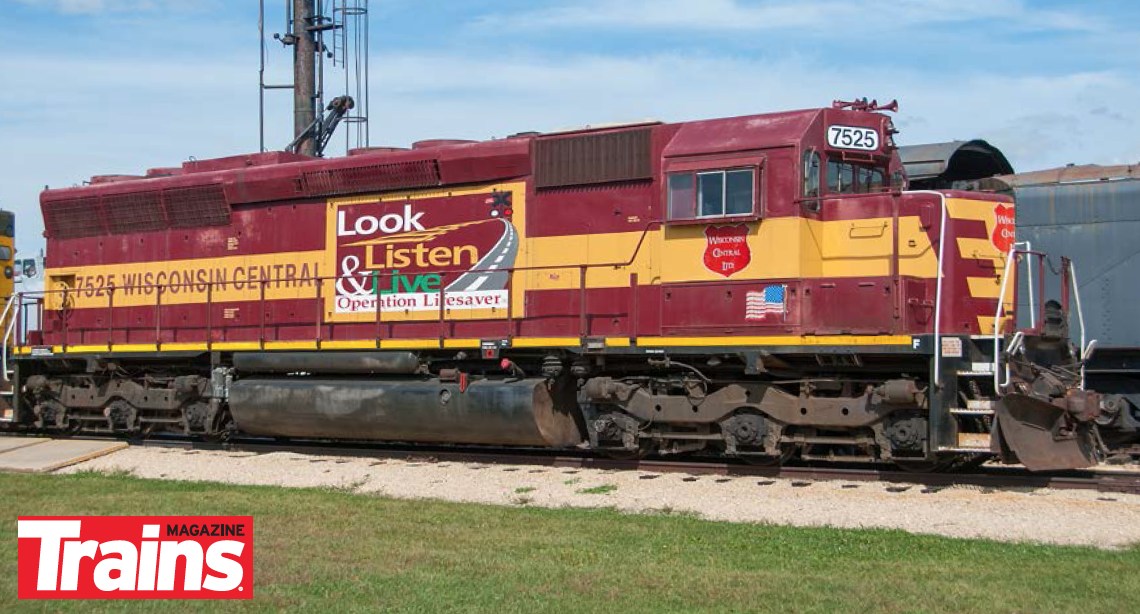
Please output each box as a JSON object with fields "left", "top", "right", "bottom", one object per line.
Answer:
{"left": 746, "top": 285, "right": 786, "bottom": 320}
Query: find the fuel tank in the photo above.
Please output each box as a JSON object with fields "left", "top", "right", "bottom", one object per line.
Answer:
{"left": 227, "top": 377, "right": 583, "bottom": 447}
{"left": 233, "top": 351, "right": 421, "bottom": 375}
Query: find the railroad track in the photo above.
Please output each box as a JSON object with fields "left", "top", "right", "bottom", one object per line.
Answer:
{"left": 110, "top": 436, "right": 1140, "bottom": 496}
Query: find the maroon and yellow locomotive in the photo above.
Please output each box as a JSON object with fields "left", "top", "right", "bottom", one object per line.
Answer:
{"left": 5, "top": 102, "right": 1101, "bottom": 471}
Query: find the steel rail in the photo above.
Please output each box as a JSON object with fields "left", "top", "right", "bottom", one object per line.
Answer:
{"left": 64, "top": 435, "right": 1140, "bottom": 496}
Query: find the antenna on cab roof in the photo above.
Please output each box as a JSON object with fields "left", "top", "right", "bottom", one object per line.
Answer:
{"left": 832, "top": 98, "right": 899, "bottom": 113}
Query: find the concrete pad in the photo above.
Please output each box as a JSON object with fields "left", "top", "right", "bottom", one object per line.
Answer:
{"left": 0, "top": 436, "right": 50, "bottom": 453}
{"left": 0, "top": 439, "right": 128, "bottom": 473}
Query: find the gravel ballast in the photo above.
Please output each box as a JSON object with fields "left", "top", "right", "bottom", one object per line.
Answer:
{"left": 60, "top": 446, "right": 1140, "bottom": 549}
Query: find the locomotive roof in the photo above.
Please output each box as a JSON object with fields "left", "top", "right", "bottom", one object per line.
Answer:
{"left": 38, "top": 106, "right": 885, "bottom": 240}
{"left": 45, "top": 107, "right": 829, "bottom": 195}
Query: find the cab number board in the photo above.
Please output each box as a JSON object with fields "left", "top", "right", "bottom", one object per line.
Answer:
{"left": 827, "top": 125, "right": 880, "bottom": 151}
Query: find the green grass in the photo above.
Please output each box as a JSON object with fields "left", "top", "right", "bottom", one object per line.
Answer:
{"left": 4, "top": 472, "right": 1140, "bottom": 614}
{"left": 575, "top": 483, "right": 618, "bottom": 495}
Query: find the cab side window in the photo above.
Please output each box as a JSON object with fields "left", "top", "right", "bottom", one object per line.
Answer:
{"left": 802, "top": 150, "right": 821, "bottom": 199}
{"left": 668, "top": 167, "right": 756, "bottom": 220}
{"left": 668, "top": 174, "right": 696, "bottom": 219}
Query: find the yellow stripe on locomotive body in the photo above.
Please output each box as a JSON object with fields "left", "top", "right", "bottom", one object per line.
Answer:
{"left": 649, "top": 215, "right": 939, "bottom": 283}
{"left": 18, "top": 334, "right": 917, "bottom": 356}
{"left": 42, "top": 250, "right": 327, "bottom": 310}
{"left": 945, "top": 197, "right": 1016, "bottom": 334}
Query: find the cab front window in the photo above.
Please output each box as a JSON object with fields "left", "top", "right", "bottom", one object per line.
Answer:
{"left": 826, "top": 158, "right": 887, "bottom": 195}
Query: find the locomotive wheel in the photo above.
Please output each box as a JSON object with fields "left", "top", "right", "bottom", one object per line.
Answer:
{"left": 202, "top": 408, "right": 235, "bottom": 443}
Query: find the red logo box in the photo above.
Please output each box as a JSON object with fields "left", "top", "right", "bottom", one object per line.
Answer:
{"left": 993, "top": 204, "right": 1015, "bottom": 253}
{"left": 703, "top": 224, "right": 752, "bottom": 278}
{"left": 18, "top": 516, "right": 252, "bottom": 599}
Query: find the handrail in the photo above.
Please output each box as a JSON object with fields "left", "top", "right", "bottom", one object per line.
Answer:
{"left": 1070, "top": 261, "right": 1094, "bottom": 390}
{"left": 993, "top": 248, "right": 1022, "bottom": 392}
{"left": 1021, "top": 241, "right": 1036, "bottom": 329}
{"left": 993, "top": 249, "right": 1049, "bottom": 392}
{"left": 904, "top": 191, "right": 948, "bottom": 388}
{"left": 15, "top": 222, "right": 664, "bottom": 350}
{"left": 1, "top": 293, "right": 18, "bottom": 381}
{"left": 993, "top": 250, "right": 1096, "bottom": 392}
{"left": 0, "top": 292, "right": 16, "bottom": 329}
{"left": 1070, "top": 261, "right": 1088, "bottom": 364}
{"left": 794, "top": 188, "right": 902, "bottom": 208}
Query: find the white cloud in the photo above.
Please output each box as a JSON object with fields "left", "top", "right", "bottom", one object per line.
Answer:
{"left": 9, "top": 0, "right": 210, "bottom": 14}
{"left": 0, "top": 51, "right": 273, "bottom": 253}
{"left": 475, "top": 0, "right": 1105, "bottom": 33}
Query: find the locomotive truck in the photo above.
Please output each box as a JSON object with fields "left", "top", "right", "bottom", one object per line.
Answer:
{"left": 0, "top": 102, "right": 1103, "bottom": 471}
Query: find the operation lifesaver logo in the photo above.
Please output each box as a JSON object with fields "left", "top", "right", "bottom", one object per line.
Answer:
{"left": 332, "top": 190, "right": 517, "bottom": 315}
{"left": 17, "top": 516, "right": 252, "bottom": 600}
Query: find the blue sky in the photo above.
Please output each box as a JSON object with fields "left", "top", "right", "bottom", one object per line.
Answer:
{"left": 1, "top": 0, "right": 1138, "bottom": 255}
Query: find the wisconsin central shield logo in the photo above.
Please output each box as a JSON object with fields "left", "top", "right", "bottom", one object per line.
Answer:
{"left": 992, "top": 204, "right": 1015, "bottom": 253}
{"left": 703, "top": 225, "right": 751, "bottom": 277}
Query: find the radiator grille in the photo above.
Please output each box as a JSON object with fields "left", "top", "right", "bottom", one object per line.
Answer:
{"left": 164, "top": 185, "right": 231, "bottom": 228}
{"left": 104, "top": 191, "right": 165, "bottom": 234}
{"left": 300, "top": 159, "right": 441, "bottom": 196}
{"left": 43, "top": 196, "right": 105, "bottom": 239}
{"left": 535, "top": 128, "right": 654, "bottom": 189}
{"left": 43, "top": 183, "right": 231, "bottom": 239}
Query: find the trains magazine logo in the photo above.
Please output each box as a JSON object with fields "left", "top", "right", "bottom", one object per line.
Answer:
{"left": 703, "top": 225, "right": 751, "bottom": 277}
{"left": 333, "top": 190, "right": 517, "bottom": 315}
{"left": 992, "top": 204, "right": 1015, "bottom": 253}
{"left": 17, "top": 516, "right": 252, "bottom": 600}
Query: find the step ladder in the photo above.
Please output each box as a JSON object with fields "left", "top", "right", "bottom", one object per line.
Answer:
{"left": 941, "top": 400, "right": 996, "bottom": 453}
{"left": 951, "top": 399, "right": 997, "bottom": 416}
